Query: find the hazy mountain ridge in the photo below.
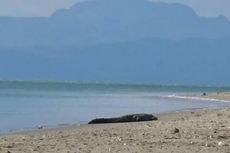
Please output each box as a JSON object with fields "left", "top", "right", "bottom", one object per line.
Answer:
{"left": 1, "top": 36, "right": 230, "bottom": 84}
{"left": 0, "top": 0, "right": 230, "bottom": 49}
{"left": 0, "top": 0, "right": 230, "bottom": 84}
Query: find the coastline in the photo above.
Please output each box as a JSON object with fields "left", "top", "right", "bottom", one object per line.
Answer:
{"left": 168, "top": 92, "right": 230, "bottom": 103}
{"left": 190, "top": 92, "right": 230, "bottom": 101}
{"left": 1, "top": 93, "right": 230, "bottom": 153}
{"left": 2, "top": 92, "right": 229, "bottom": 135}
{"left": 1, "top": 108, "right": 230, "bottom": 153}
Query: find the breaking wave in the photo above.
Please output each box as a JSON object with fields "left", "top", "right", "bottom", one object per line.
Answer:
{"left": 167, "top": 95, "right": 230, "bottom": 103}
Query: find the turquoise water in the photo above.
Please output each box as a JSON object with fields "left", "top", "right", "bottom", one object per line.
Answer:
{"left": 0, "top": 80, "right": 230, "bottom": 133}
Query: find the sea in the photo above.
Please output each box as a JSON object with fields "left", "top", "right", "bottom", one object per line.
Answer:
{"left": 0, "top": 80, "right": 230, "bottom": 133}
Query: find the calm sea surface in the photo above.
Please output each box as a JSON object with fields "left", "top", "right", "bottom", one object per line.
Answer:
{"left": 0, "top": 81, "right": 230, "bottom": 133}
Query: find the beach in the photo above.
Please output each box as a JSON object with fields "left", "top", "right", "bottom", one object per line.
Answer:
{"left": 196, "top": 92, "right": 230, "bottom": 101}
{"left": 1, "top": 0, "right": 230, "bottom": 152}
{"left": 1, "top": 93, "right": 230, "bottom": 153}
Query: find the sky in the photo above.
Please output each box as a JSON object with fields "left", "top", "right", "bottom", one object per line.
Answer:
{"left": 0, "top": 0, "right": 83, "bottom": 17}
{"left": 0, "top": 0, "right": 229, "bottom": 20}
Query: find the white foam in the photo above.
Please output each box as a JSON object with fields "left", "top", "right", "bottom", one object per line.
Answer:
{"left": 167, "top": 95, "right": 230, "bottom": 103}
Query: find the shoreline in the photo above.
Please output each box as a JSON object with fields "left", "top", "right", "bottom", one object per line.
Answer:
{"left": 187, "top": 92, "right": 230, "bottom": 102}
{"left": 1, "top": 106, "right": 230, "bottom": 153}
{"left": 1, "top": 106, "right": 228, "bottom": 136}
{"left": 1, "top": 93, "right": 230, "bottom": 152}
{"left": 1, "top": 92, "right": 230, "bottom": 135}
{"left": 167, "top": 94, "right": 230, "bottom": 103}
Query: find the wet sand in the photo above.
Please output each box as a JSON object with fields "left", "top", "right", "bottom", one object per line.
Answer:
{"left": 0, "top": 94, "right": 230, "bottom": 153}
{"left": 199, "top": 92, "right": 230, "bottom": 101}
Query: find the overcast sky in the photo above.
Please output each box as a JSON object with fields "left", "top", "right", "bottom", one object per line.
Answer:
{"left": 0, "top": 0, "right": 229, "bottom": 20}
{"left": 0, "top": 0, "right": 82, "bottom": 17}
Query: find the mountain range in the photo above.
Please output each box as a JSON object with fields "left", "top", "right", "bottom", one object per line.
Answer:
{"left": 0, "top": 0, "right": 230, "bottom": 85}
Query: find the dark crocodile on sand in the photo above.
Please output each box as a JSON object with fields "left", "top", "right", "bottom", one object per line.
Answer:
{"left": 88, "top": 113, "right": 158, "bottom": 124}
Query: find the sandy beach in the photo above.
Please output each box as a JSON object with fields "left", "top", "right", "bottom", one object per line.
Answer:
{"left": 199, "top": 92, "right": 230, "bottom": 101}
{"left": 0, "top": 94, "right": 230, "bottom": 153}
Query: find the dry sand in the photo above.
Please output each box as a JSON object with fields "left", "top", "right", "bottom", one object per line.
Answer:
{"left": 1, "top": 94, "right": 230, "bottom": 153}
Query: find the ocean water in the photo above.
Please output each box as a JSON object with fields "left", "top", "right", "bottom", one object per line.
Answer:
{"left": 0, "top": 81, "right": 230, "bottom": 133}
